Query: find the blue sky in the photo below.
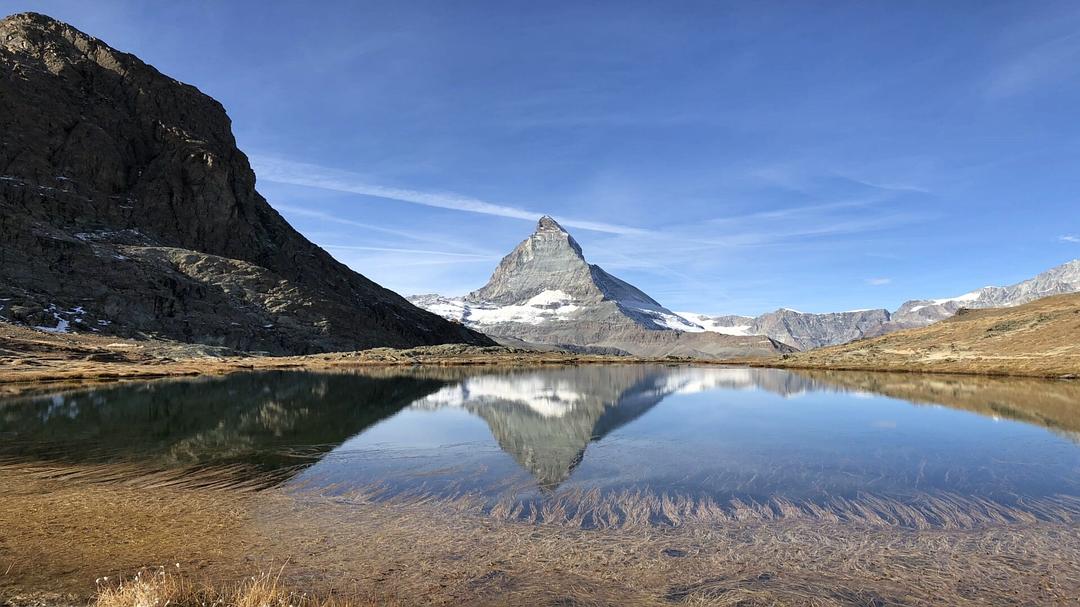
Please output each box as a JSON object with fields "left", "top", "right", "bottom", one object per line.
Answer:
{"left": 9, "top": 1, "right": 1080, "bottom": 315}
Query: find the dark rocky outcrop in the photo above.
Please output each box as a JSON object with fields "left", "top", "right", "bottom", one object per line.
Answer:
{"left": 0, "top": 12, "right": 491, "bottom": 353}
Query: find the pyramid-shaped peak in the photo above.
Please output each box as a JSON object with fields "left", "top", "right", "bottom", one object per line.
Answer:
{"left": 2, "top": 12, "right": 60, "bottom": 26}
{"left": 536, "top": 215, "right": 567, "bottom": 233}
{"left": 2, "top": 12, "right": 93, "bottom": 42}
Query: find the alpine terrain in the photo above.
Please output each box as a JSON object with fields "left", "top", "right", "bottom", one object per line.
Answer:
{"left": 410, "top": 217, "right": 792, "bottom": 358}
{"left": 770, "top": 292, "right": 1080, "bottom": 377}
{"left": 681, "top": 259, "right": 1080, "bottom": 350}
{"left": 0, "top": 13, "right": 490, "bottom": 354}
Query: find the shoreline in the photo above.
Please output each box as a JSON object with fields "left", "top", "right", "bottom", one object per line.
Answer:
{"left": 747, "top": 358, "right": 1080, "bottom": 380}
{"left": 2, "top": 319, "right": 1078, "bottom": 396}
{"left": 6, "top": 348, "right": 1075, "bottom": 397}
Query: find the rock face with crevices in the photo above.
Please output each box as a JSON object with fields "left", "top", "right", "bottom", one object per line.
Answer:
{"left": 0, "top": 12, "right": 491, "bottom": 353}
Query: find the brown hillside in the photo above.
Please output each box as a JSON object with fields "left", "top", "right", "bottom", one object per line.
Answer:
{"left": 765, "top": 293, "right": 1080, "bottom": 378}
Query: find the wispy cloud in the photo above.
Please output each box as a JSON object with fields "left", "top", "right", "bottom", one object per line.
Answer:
{"left": 270, "top": 203, "right": 493, "bottom": 255}
{"left": 830, "top": 173, "right": 931, "bottom": 195}
{"left": 1061, "top": 235, "right": 1080, "bottom": 243}
{"left": 986, "top": 29, "right": 1080, "bottom": 99}
{"left": 322, "top": 244, "right": 495, "bottom": 258}
{"left": 865, "top": 277, "right": 892, "bottom": 286}
{"left": 706, "top": 197, "right": 886, "bottom": 225}
{"left": 748, "top": 163, "right": 931, "bottom": 196}
{"left": 252, "top": 156, "right": 649, "bottom": 235}
{"left": 684, "top": 212, "right": 928, "bottom": 249}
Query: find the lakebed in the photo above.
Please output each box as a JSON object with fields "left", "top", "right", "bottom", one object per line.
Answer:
{"left": 1, "top": 364, "right": 1079, "bottom": 605}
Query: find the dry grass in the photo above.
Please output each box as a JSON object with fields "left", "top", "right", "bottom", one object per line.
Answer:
{"left": 762, "top": 293, "right": 1080, "bottom": 378}
{"left": 92, "top": 567, "right": 388, "bottom": 607}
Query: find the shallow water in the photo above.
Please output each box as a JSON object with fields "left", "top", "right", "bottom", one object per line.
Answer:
{"left": 2, "top": 365, "right": 1079, "bottom": 521}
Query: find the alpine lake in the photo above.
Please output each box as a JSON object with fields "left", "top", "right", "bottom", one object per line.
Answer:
{"left": 2, "top": 365, "right": 1079, "bottom": 604}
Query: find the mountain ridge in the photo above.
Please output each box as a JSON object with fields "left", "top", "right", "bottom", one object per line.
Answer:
{"left": 684, "top": 259, "right": 1080, "bottom": 349}
{"left": 0, "top": 12, "right": 491, "bottom": 353}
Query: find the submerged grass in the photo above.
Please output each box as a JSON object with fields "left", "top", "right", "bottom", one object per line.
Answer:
{"left": 484, "top": 487, "right": 1080, "bottom": 530}
{"left": 3, "top": 465, "right": 1080, "bottom": 606}
{"left": 9, "top": 457, "right": 1077, "bottom": 531}
{"left": 11, "top": 460, "right": 1079, "bottom": 536}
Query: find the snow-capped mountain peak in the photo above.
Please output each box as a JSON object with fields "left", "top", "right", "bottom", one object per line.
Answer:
{"left": 408, "top": 216, "right": 789, "bottom": 358}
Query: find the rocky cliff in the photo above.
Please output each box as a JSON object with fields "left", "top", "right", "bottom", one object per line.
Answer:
{"left": 0, "top": 12, "right": 490, "bottom": 353}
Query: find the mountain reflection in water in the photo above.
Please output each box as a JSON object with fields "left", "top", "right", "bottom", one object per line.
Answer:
{"left": 404, "top": 367, "right": 827, "bottom": 489}
{"left": 1, "top": 366, "right": 1078, "bottom": 504}
{"left": 0, "top": 372, "right": 448, "bottom": 485}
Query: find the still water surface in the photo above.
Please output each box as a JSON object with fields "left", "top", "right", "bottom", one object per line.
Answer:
{"left": 2, "top": 365, "right": 1079, "bottom": 516}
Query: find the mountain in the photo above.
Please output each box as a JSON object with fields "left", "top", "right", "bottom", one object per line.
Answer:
{"left": 409, "top": 216, "right": 792, "bottom": 358}
{"left": 683, "top": 259, "right": 1080, "bottom": 350}
{"left": 770, "top": 292, "right": 1080, "bottom": 378}
{"left": 0, "top": 13, "right": 490, "bottom": 354}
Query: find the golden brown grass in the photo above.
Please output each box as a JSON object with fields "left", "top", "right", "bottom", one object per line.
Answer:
{"left": 762, "top": 292, "right": 1080, "bottom": 378}
{"left": 92, "top": 567, "right": 387, "bottom": 607}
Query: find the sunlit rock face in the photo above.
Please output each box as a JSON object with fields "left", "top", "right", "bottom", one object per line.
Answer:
{"left": 410, "top": 217, "right": 793, "bottom": 359}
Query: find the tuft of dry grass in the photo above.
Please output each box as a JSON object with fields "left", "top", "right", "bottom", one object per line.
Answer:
{"left": 93, "top": 566, "right": 390, "bottom": 607}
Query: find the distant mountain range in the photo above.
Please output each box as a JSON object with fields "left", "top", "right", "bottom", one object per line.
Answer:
{"left": 771, "top": 291, "right": 1080, "bottom": 377}
{"left": 409, "top": 217, "right": 792, "bottom": 358}
{"left": 681, "top": 259, "right": 1080, "bottom": 349}
{"left": 0, "top": 13, "right": 490, "bottom": 353}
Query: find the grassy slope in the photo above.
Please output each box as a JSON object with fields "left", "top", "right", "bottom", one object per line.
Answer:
{"left": 766, "top": 293, "right": 1080, "bottom": 377}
